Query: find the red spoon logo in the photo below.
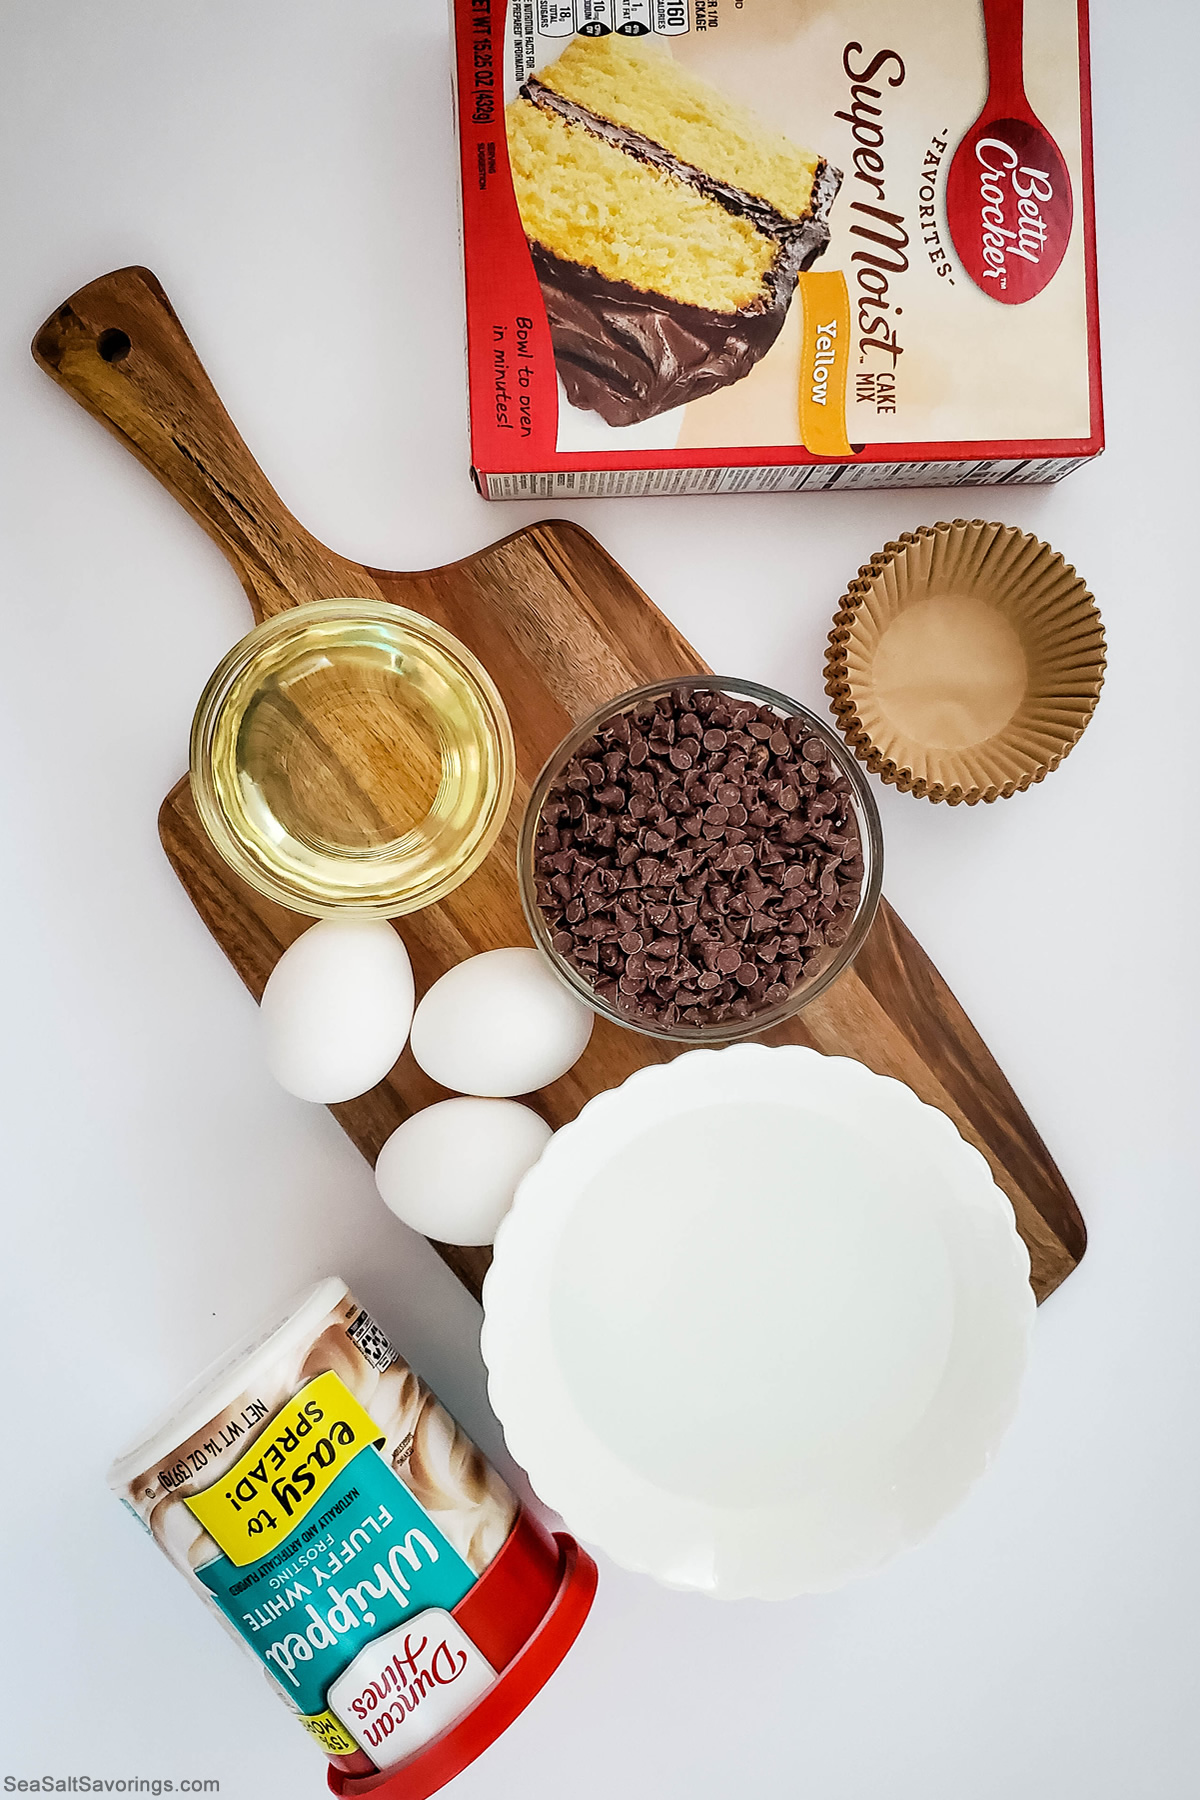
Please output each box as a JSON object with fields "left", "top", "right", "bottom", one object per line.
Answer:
{"left": 945, "top": 0, "right": 1074, "bottom": 303}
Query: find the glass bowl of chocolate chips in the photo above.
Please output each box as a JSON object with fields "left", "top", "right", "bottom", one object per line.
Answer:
{"left": 519, "top": 678, "right": 883, "bottom": 1042}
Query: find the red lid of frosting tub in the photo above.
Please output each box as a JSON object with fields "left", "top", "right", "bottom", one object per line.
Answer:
{"left": 327, "top": 1515, "right": 596, "bottom": 1800}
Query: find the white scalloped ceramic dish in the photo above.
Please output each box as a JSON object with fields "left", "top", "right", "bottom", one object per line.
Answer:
{"left": 482, "top": 1045, "right": 1034, "bottom": 1599}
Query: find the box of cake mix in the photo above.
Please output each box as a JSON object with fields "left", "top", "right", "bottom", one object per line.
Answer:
{"left": 451, "top": 0, "right": 1100, "bottom": 499}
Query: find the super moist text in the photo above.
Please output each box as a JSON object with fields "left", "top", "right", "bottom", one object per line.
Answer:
{"left": 834, "top": 44, "right": 909, "bottom": 370}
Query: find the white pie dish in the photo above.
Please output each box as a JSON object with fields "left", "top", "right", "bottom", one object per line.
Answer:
{"left": 481, "top": 1044, "right": 1034, "bottom": 1599}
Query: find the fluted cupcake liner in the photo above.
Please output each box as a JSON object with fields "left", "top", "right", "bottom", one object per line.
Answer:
{"left": 824, "top": 520, "right": 1106, "bottom": 806}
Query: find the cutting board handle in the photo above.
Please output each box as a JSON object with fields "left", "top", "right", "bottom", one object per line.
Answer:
{"left": 32, "top": 266, "right": 379, "bottom": 621}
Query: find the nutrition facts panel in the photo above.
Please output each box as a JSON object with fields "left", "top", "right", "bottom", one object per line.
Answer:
{"left": 533, "top": 1, "right": 689, "bottom": 37}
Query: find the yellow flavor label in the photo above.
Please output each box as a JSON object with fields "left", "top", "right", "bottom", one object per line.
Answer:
{"left": 299, "top": 1709, "right": 361, "bottom": 1756}
{"left": 797, "top": 271, "right": 853, "bottom": 458}
{"left": 186, "top": 1371, "right": 384, "bottom": 1566}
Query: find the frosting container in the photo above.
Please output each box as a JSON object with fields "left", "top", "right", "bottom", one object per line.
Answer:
{"left": 109, "top": 1279, "right": 595, "bottom": 1799}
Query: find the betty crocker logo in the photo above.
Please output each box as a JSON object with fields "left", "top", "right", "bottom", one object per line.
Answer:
{"left": 946, "top": 115, "right": 1073, "bottom": 303}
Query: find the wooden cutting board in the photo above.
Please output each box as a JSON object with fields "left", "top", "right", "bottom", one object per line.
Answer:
{"left": 34, "top": 266, "right": 1086, "bottom": 1304}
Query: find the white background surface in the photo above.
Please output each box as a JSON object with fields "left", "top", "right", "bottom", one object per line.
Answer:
{"left": 0, "top": 2, "right": 1196, "bottom": 1796}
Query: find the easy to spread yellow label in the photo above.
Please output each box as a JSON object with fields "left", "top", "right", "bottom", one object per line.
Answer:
{"left": 186, "top": 1371, "right": 384, "bottom": 1566}
{"left": 299, "top": 1709, "right": 361, "bottom": 1755}
{"left": 797, "top": 271, "right": 853, "bottom": 458}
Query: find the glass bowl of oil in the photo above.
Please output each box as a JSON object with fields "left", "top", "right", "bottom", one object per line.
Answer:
{"left": 190, "top": 599, "right": 515, "bottom": 917}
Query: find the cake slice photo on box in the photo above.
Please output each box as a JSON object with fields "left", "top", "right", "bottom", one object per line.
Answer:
{"left": 504, "top": 34, "right": 842, "bottom": 430}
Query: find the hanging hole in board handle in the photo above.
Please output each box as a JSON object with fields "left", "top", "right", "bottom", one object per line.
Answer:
{"left": 96, "top": 328, "right": 131, "bottom": 363}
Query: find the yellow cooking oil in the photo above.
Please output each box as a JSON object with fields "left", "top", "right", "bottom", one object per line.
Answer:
{"left": 190, "top": 600, "right": 514, "bottom": 916}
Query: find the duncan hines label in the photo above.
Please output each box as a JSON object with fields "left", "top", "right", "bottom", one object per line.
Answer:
{"left": 452, "top": 0, "right": 1101, "bottom": 497}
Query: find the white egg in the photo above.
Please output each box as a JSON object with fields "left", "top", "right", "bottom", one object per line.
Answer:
{"left": 410, "top": 946, "right": 593, "bottom": 1096}
{"left": 260, "top": 918, "right": 414, "bottom": 1103}
{"left": 375, "top": 1097, "right": 551, "bottom": 1245}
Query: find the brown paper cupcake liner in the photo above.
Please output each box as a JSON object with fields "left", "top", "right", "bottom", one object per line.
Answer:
{"left": 824, "top": 520, "right": 1106, "bottom": 806}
